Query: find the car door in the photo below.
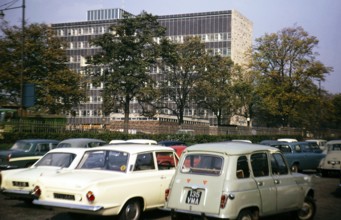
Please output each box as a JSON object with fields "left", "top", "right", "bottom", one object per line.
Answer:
{"left": 270, "top": 152, "right": 301, "bottom": 212}
{"left": 250, "top": 152, "right": 277, "bottom": 216}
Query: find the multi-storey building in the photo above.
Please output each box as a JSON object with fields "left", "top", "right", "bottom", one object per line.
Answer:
{"left": 51, "top": 8, "right": 253, "bottom": 128}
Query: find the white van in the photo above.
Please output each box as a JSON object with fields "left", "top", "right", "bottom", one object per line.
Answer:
{"left": 164, "top": 142, "right": 316, "bottom": 220}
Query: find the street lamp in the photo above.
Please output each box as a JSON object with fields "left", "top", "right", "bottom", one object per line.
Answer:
{"left": 0, "top": 0, "right": 25, "bottom": 117}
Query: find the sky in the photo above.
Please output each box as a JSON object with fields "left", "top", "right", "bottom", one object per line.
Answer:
{"left": 1, "top": 0, "right": 340, "bottom": 94}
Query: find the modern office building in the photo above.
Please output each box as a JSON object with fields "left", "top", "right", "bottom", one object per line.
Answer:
{"left": 51, "top": 8, "right": 253, "bottom": 127}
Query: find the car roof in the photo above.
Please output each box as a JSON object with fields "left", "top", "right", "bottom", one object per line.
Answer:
{"left": 88, "top": 144, "right": 174, "bottom": 154}
{"left": 17, "top": 139, "right": 59, "bottom": 143}
{"left": 46, "top": 147, "right": 89, "bottom": 154}
{"left": 326, "top": 140, "right": 341, "bottom": 144}
{"left": 185, "top": 142, "right": 279, "bottom": 155}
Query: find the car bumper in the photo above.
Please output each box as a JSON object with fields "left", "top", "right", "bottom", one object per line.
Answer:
{"left": 33, "top": 199, "right": 103, "bottom": 212}
{"left": 1, "top": 189, "right": 35, "bottom": 200}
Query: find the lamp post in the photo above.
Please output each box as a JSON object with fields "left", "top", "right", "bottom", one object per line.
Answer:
{"left": 0, "top": 0, "right": 25, "bottom": 118}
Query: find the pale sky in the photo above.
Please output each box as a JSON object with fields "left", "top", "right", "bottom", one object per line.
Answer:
{"left": 2, "top": 0, "right": 340, "bottom": 94}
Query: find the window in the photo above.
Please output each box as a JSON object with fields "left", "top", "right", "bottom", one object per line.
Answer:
{"left": 35, "top": 153, "right": 76, "bottom": 167}
{"left": 251, "top": 153, "right": 269, "bottom": 177}
{"left": 236, "top": 156, "right": 250, "bottom": 178}
{"left": 134, "top": 153, "right": 155, "bottom": 171}
{"left": 181, "top": 154, "right": 223, "bottom": 176}
{"left": 156, "top": 151, "right": 178, "bottom": 170}
{"left": 271, "top": 153, "right": 288, "bottom": 175}
{"left": 36, "top": 143, "right": 50, "bottom": 153}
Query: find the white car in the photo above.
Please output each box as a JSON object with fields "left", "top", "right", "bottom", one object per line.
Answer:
{"left": 33, "top": 145, "right": 178, "bottom": 219}
{"left": 164, "top": 142, "right": 315, "bottom": 220}
{"left": 0, "top": 148, "right": 87, "bottom": 202}
{"left": 318, "top": 140, "right": 341, "bottom": 177}
{"left": 277, "top": 138, "right": 298, "bottom": 143}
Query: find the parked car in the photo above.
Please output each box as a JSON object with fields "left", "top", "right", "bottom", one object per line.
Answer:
{"left": 164, "top": 142, "right": 315, "bottom": 220}
{"left": 306, "top": 139, "right": 327, "bottom": 151}
{"left": 33, "top": 145, "right": 179, "bottom": 219}
{"left": 273, "top": 142, "right": 325, "bottom": 172}
{"left": 56, "top": 138, "right": 106, "bottom": 148}
{"left": 277, "top": 138, "right": 298, "bottom": 143}
{"left": 318, "top": 140, "right": 341, "bottom": 177}
{"left": 158, "top": 140, "right": 187, "bottom": 147}
{"left": 0, "top": 139, "right": 59, "bottom": 170}
{"left": 0, "top": 147, "right": 87, "bottom": 202}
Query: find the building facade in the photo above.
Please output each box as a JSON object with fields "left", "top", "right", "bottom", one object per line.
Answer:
{"left": 51, "top": 9, "right": 253, "bottom": 128}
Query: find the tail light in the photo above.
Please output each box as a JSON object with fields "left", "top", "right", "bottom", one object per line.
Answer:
{"left": 86, "top": 191, "right": 95, "bottom": 202}
{"left": 165, "top": 188, "right": 170, "bottom": 201}
{"left": 33, "top": 186, "right": 41, "bottom": 197}
{"left": 220, "top": 194, "right": 228, "bottom": 208}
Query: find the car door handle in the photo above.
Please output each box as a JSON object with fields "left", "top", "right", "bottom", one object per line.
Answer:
{"left": 160, "top": 175, "right": 167, "bottom": 179}
{"left": 257, "top": 181, "right": 263, "bottom": 186}
{"left": 274, "top": 179, "right": 280, "bottom": 184}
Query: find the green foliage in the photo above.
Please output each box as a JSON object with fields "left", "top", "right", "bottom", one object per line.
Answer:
{"left": 158, "top": 37, "right": 208, "bottom": 124}
{"left": 86, "top": 12, "right": 167, "bottom": 132}
{"left": 0, "top": 23, "right": 85, "bottom": 113}
{"left": 251, "top": 26, "right": 332, "bottom": 127}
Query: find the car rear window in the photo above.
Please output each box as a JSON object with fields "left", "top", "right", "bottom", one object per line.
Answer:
{"left": 181, "top": 154, "right": 223, "bottom": 176}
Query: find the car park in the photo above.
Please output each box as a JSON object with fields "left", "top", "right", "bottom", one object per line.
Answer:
{"left": 0, "top": 147, "right": 87, "bottom": 202}
{"left": 272, "top": 141, "right": 325, "bottom": 172}
{"left": 32, "top": 145, "right": 179, "bottom": 219}
{"left": 318, "top": 140, "right": 341, "bottom": 177}
{"left": 164, "top": 142, "right": 316, "bottom": 220}
{"left": 0, "top": 139, "right": 60, "bottom": 170}
{"left": 56, "top": 138, "right": 106, "bottom": 148}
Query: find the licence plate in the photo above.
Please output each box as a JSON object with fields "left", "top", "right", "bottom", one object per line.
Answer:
{"left": 186, "top": 190, "right": 202, "bottom": 205}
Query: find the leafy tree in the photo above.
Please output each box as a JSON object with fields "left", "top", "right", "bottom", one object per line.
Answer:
{"left": 158, "top": 36, "right": 207, "bottom": 125}
{"left": 86, "top": 12, "right": 166, "bottom": 132}
{"left": 194, "top": 55, "right": 237, "bottom": 125}
{"left": 0, "top": 23, "right": 84, "bottom": 114}
{"left": 251, "top": 26, "right": 332, "bottom": 127}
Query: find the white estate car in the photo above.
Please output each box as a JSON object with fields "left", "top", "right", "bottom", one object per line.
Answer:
{"left": 164, "top": 142, "right": 316, "bottom": 220}
{"left": 0, "top": 147, "right": 87, "bottom": 202}
{"left": 318, "top": 140, "right": 341, "bottom": 177}
{"left": 33, "top": 145, "right": 178, "bottom": 219}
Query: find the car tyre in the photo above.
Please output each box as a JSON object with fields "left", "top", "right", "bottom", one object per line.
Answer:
{"left": 118, "top": 199, "right": 141, "bottom": 220}
{"left": 237, "top": 209, "right": 254, "bottom": 220}
{"left": 296, "top": 196, "right": 316, "bottom": 220}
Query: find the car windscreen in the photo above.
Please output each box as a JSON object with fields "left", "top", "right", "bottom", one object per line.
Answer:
{"left": 10, "top": 141, "right": 33, "bottom": 152}
{"left": 77, "top": 150, "right": 129, "bottom": 172}
{"left": 35, "top": 153, "right": 76, "bottom": 167}
{"left": 181, "top": 154, "right": 223, "bottom": 176}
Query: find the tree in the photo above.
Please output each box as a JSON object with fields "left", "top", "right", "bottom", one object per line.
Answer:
{"left": 194, "top": 55, "right": 237, "bottom": 126}
{"left": 251, "top": 26, "right": 332, "bottom": 127}
{"left": 158, "top": 36, "right": 207, "bottom": 125}
{"left": 0, "top": 23, "right": 85, "bottom": 114}
{"left": 86, "top": 12, "right": 167, "bottom": 132}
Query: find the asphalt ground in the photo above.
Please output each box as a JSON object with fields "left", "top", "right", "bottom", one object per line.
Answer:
{"left": 0, "top": 174, "right": 340, "bottom": 220}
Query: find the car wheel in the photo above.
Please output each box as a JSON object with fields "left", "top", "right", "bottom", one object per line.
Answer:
{"left": 296, "top": 196, "right": 316, "bottom": 220}
{"left": 237, "top": 209, "right": 254, "bottom": 220}
{"left": 118, "top": 199, "right": 141, "bottom": 220}
{"left": 291, "top": 164, "right": 299, "bottom": 173}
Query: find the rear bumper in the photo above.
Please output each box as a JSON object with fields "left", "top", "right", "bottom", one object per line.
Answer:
{"left": 1, "top": 189, "right": 35, "bottom": 200}
{"left": 33, "top": 199, "right": 103, "bottom": 212}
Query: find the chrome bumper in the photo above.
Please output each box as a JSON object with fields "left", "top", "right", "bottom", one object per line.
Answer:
{"left": 33, "top": 199, "right": 103, "bottom": 212}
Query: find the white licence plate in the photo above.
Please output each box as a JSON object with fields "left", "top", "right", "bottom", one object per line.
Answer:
{"left": 186, "top": 190, "right": 202, "bottom": 205}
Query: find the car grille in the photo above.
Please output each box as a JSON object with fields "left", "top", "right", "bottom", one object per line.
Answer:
{"left": 54, "top": 193, "right": 75, "bottom": 201}
{"left": 12, "top": 181, "right": 29, "bottom": 187}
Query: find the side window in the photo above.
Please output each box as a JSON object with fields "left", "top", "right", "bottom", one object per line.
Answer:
{"left": 294, "top": 145, "right": 301, "bottom": 152}
{"left": 251, "top": 153, "right": 269, "bottom": 177}
{"left": 271, "top": 153, "right": 289, "bottom": 175}
{"left": 134, "top": 153, "right": 155, "bottom": 171}
{"left": 236, "top": 156, "right": 250, "bottom": 179}
{"left": 156, "top": 151, "right": 177, "bottom": 170}
{"left": 36, "top": 143, "right": 50, "bottom": 153}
